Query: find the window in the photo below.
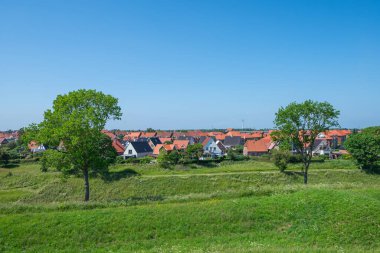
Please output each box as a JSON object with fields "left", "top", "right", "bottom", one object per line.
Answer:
{"left": 128, "top": 150, "right": 132, "bottom": 154}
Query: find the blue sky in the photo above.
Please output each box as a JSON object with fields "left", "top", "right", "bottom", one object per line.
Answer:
{"left": 1, "top": 0, "right": 379, "bottom": 130}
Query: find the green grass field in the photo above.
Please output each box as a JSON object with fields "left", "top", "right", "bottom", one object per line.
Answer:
{"left": 0, "top": 159, "right": 379, "bottom": 252}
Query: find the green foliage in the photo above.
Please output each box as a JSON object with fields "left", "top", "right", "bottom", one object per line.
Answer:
{"left": 157, "top": 150, "right": 181, "bottom": 169}
{"left": 345, "top": 126, "right": 380, "bottom": 172}
{"left": 0, "top": 148, "right": 11, "bottom": 166}
{"left": 272, "top": 150, "right": 291, "bottom": 172}
{"left": 227, "top": 146, "right": 245, "bottom": 161}
{"left": 24, "top": 89, "right": 122, "bottom": 201}
{"left": 272, "top": 100, "right": 340, "bottom": 183}
{"left": 185, "top": 143, "right": 203, "bottom": 160}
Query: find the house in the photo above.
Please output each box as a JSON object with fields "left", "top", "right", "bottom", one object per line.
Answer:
{"left": 311, "top": 139, "right": 331, "bottom": 156}
{"left": 123, "top": 132, "right": 142, "bottom": 142}
{"left": 123, "top": 141, "right": 153, "bottom": 158}
{"left": 202, "top": 137, "right": 225, "bottom": 157}
{"left": 112, "top": 139, "right": 125, "bottom": 156}
{"left": 28, "top": 141, "right": 46, "bottom": 153}
{"left": 243, "top": 137, "right": 273, "bottom": 156}
{"left": 0, "top": 138, "right": 9, "bottom": 146}
{"left": 223, "top": 136, "right": 243, "bottom": 149}
{"left": 173, "top": 140, "right": 189, "bottom": 150}
{"left": 152, "top": 144, "right": 176, "bottom": 157}
{"left": 177, "top": 136, "right": 196, "bottom": 144}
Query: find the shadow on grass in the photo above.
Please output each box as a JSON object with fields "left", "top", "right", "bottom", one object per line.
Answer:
{"left": 283, "top": 171, "right": 304, "bottom": 177}
{"left": 1, "top": 164, "right": 20, "bottom": 169}
{"left": 102, "top": 168, "right": 140, "bottom": 182}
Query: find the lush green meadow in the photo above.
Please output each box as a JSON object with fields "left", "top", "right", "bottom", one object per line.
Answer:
{"left": 0, "top": 159, "right": 379, "bottom": 252}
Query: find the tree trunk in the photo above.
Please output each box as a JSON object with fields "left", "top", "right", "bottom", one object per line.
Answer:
{"left": 83, "top": 168, "right": 90, "bottom": 201}
{"left": 303, "top": 170, "right": 308, "bottom": 184}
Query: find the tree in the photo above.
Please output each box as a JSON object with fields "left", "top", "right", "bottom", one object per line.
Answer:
{"left": 0, "top": 148, "right": 11, "bottom": 166}
{"left": 345, "top": 126, "right": 380, "bottom": 172}
{"left": 272, "top": 100, "right": 340, "bottom": 184}
{"left": 24, "top": 89, "right": 122, "bottom": 201}
{"left": 185, "top": 144, "right": 204, "bottom": 160}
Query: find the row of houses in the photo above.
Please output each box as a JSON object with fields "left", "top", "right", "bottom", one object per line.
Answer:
{"left": 15, "top": 128, "right": 352, "bottom": 158}
{"left": 101, "top": 128, "right": 352, "bottom": 159}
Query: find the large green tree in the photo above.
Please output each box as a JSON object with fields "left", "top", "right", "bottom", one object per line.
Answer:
{"left": 25, "top": 89, "right": 122, "bottom": 201}
{"left": 345, "top": 126, "right": 380, "bottom": 172}
{"left": 272, "top": 100, "right": 340, "bottom": 184}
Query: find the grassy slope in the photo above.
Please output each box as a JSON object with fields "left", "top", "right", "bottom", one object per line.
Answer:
{"left": 0, "top": 160, "right": 379, "bottom": 252}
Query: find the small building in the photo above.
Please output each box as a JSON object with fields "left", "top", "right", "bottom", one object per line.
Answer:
{"left": 0, "top": 138, "right": 9, "bottom": 146}
{"left": 243, "top": 137, "right": 273, "bottom": 156}
{"left": 173, "top": 140, "right": 189, "bottom": 150}
{"left": 123, "top": 141, "right": 153, "bottom": 158}
{"left": 202, "top": 137, "right": 225, "bottom": 157}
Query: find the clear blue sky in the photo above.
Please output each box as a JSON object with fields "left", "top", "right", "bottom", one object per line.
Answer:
{"left": 1, "top": 0, "right": 379, "bottom": 130}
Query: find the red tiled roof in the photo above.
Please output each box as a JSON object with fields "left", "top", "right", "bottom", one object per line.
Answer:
{"left": 141, "top": 132, "right": 157, "bottom": 138}
{"left": 153, "top": 144, "right": 163, "bottom": 155}
{"left": 112, "top": 139, "right": 125, "bottom": 154}
{"left": 244, "top": 137, "right": 272, "bottom": 153}
{"left": 173, "top": 140, "right": 189, "bottom": 150}
{"left": 159, "top": 137, "right": 172, "bottom": 144}
{"left": 101, "top": 130, "right": 116, "bottom": 140}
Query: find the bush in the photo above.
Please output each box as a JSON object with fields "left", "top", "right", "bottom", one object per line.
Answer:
{"left": 345, "top": 126, "right": 380, "bottom": 172}
{"left": 116, "top": 156, "right": 125, "bottom": 164}
{"left": 288, "top": 154, "right": 303, "bottom": 163}
{"left": 271, "top": 150, "right": 291, "bottom": 172}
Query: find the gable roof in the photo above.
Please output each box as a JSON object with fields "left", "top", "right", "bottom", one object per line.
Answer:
{"left": 223, "top": 136, "right": 242, "bottom": 146}
{"left": 141, "top": 132, "right": 157, "bottom": 138}
{"left": 149, "top": 137, "right": 162, "bottom": 146}
{"left": 244, "top": 137, "right": 272, "bottom": 153}
{"left": 130, "top": 141, "right": 153, "bottom": 153}
{"left": 101, "top": 130, "right": 116, "bottom": 140}
{"left": 112, "top": 139, "right": 125, "bottom": 154}
{"left": 201, "top": 137, "right": 214, "bottom": 147}
{"left": 216, "top": 141, "right": 226, "bottom": 152}
{"left": 173, "top": 140, "right": 189, "bottom": 150}
{"left": 153, "top": 144, "right": 163, "bottom": 155}
{"left": 159, "top": 137, "right": 172, "bottom": 144}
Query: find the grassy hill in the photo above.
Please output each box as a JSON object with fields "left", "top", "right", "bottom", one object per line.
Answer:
{"left": 0, "top": 160, "right": 379, "bottom": 252}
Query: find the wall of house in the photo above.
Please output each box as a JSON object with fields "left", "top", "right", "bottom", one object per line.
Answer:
{"left": 123, "top": 145, "right": 137, "bottom": 158}
{"left": 204, "top": 140, "right": 223, "bottom": 156}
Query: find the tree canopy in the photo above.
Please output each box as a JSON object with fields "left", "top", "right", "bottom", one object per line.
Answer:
{"left": 345, "top": 126, "right": 380, "bottom": 172}
{"left": 24, "top": 89, "right": 122, "bottom": 201}
{"left": 272, "top": 100, "right": 340, "bottom": 184}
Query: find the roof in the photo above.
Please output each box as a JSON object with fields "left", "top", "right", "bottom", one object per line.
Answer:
{"left": 156, "top": 131, "right": 173, "bottom": 138}
{"left": 159, "top": 137, "right": 172, "bottom": 144}
{"left": 201, "top": 137, "right": 213, "bottom": 147}
{"left": 244, "top": 137, "right": 272, "bottom": 153}
{"left": 130, "top": 141, "right": 153, "bottom": 153}
{"left": 112, "top": 139, "right": 125, "bottom": 154}
{"left": 153, "top": 144, "right": 163, "bottom": 155}
{"left": 216, "top": 141, "right": 226, "bottom": 152}
{"left": 141, "top": 132, "right": 157, "bottom": 138}
{"left": 101, "top": 130, "right": 116, "bottom": 140}
{"left": 149, "top": 137, "right": 162, "bottom": 146}
{"left": 0, "top": 138, "right": 8, "bottom": 144}
{"left": 173, "top": 140, "right": 189, "bottom": 150}
{"left": 223, "top": 136, "right": 242, "bottom": 146}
